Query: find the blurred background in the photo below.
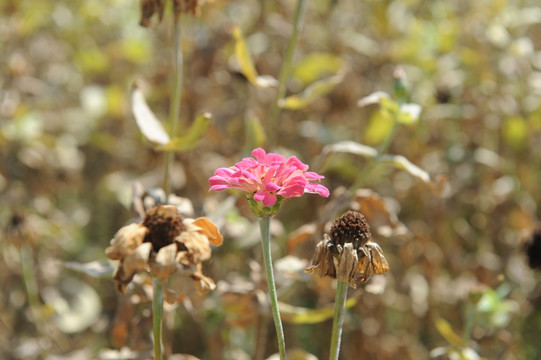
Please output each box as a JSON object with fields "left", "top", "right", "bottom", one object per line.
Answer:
{"left": 1, "top": 0, "right": 541, "bottom": 359}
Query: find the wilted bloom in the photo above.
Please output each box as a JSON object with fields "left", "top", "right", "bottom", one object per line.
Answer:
{"left": 525, "top": 223, "right": 541, "bottom": 271}
{"left": 209, "top": 148, "right": 329, "bottom": 216}
{"left": 306, "top": 211, "right": 389, "bottom": 288}
{"left": 106, "top": 204, "right": 222, "bottom": 295}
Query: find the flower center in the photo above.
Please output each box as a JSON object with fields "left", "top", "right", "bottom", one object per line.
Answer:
{"left": 142, "top": 205, "right": 186, "bottom": 251}
{"left": 330, "top": 211, "right": 371, "bottom": 250}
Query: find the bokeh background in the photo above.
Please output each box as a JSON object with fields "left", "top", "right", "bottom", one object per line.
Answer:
{"left": 2, "top": 0, "right": 541, "bottom": 359}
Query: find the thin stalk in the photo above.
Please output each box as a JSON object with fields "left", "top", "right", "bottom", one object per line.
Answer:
{"left": 163, "top": 17, "right": 184, "bottom": 195}
{"left": 20, "top": 245, "right": 47, "bottom": 359}
{"left": 258, "top": 216, "right": 286, "bottom": 360}
{"left": 152, "top": 278, "right": 165, "bottom": 360}
{"left": 269, "top": 0, "right": 308, "bottom": 135}
{"left": 349, "top": 113, "right": 399, "bottom": 192}
{"left": 329, "top": 281, "right": 349, "bottom": 360}
{"left": 462, "top": 301, "right": 475, "bottom": 345}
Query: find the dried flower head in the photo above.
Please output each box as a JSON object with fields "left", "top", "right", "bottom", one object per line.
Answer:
{"left": 525, "top": 223, "right": 541, "bottom": 271}
{"left": 305, "top": 211, "right": 389, "bottom": 288}
{"left": 209, "top": 148, "right": 329, "bottom": 217}
{"left": 106, "top": 204, "right": 222, "bottom": 295}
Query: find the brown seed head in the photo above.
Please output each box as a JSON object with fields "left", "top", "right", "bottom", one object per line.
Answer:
{"left": 330, "top": 211, "right": 371, "bottom": 249}
{"left": 143, "top": 205, "right": 186, "bottom": 251}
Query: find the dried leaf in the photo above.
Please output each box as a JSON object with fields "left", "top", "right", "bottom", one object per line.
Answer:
{"left": 131, "top": 85, "right": 170, "bottom": 145}
{"left": 286, "top": 223, "right": 317, "bottom": 253}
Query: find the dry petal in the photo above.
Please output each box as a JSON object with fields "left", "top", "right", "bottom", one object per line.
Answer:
{"left": 114, "top": 242, "right": 153, "bottom": 292}
{"left": 191, "top": 270, "right": 217, "bottom": 294}
{"left": 367, "top": 242, "right": 390, "bottom": 274}
{"left": 115, "top": 243, "right": 152, "bottom": 282}
{"left": 150, "top": 243, "right": 178, "bottom": 280}
{"left": 337, "top": 243, "right": 359, "bottom": 288}
{"left": 176, "top": 230, "right": 212, "bottom": 263}
{"left": 356, "top": 247, "right": 373, "bottom": 284}
{"left": 106, "top": 224, "right": 149, "bottom": 260}
{"left": 304, "top": 235, "right": 336, "bottom": 279}
{"left": 191, "top": 217, "right": 223, "bottom": 246}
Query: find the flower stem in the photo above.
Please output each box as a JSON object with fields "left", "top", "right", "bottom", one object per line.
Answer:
{"left": 329, "top": 281, "right": 349, "bottom": 360}
{"left": 152, "top": 277, "right": 164, "bottom": 360}
{"left": 258, "top": 216, "right": 286, "bottom": 360}
{"left": 163, "top": 16, "right": 183, "bottom": 195}
{"left": 269, "top": 0, "right": 307, "bottom": 138}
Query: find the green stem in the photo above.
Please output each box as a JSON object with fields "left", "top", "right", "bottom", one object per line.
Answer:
{"left": 329, "top": 281, "right": 349, "bottom": 360}
{"left": 269, "top": 0, "right": 307, "bottom": 138}
{"left": 349, "top": 111, "right": 399, "bottom": 192}
{"left": 152, "top": 278, "right": 164, "bottom": 360}
{"left": 163, "top": 16, "right": 183, "bottom": 195}
{"left": 258, "top": 216, "right": 287, "bottom": 360}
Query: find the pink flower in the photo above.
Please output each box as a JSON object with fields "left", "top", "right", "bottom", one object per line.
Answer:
{"left": 209, "top": 148, "right": 330, "bottom": 207}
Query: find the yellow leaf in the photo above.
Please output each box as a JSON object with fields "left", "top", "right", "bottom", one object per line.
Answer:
{"left": 233, "top": 26, "right": 278, "bottom": 88}
{"left": 435, "top": 317, "right": 465, "bottom": 347}
{"left": 279, "top": 75, "right": 342, "bottom": 110}
{"left": 279, "top": 299, "right": 357, "bottom": 324}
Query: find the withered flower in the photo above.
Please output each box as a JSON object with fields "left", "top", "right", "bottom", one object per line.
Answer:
{"left": 106, "top": 204, "right": 222, "bottom": 295}
{"left": 305, "top": 211, "right": 389, "bottom": 288}
{"left": 525, "top": 223, "right": 541, "bottom": 271}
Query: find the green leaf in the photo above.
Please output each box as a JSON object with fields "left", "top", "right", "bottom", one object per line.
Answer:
{"left": 363, "top": 106, "right": 395, "bottom": 145}
{"left": 379, "top": 154, "right": 447, "bottom": 193}
{"left": 357, "top": 91, "right": 391, "bottom": 107}
{"left": 131, "top": 84, "right": 170, "bottom": 145}
{"left": 435, "top": 317, "right": 465, "bottom": 347}
{"left": 397, "top": 103, "right": 422, "bottom": 124}
{"left": 158, "top": 113, "right": 212, "bottom": 152}
{"left": 244, "top": 113, "right": 267, "bottom": 152}
{"left": 322, "top": 141, "right": 379, "bottom": 159}
{"left": 279, "top": 298, "right": 357, "bottom": 324}
{"left": 502, "top": 115, "right": 527, "bottom": 151}
{"left": 291, "top": 53, "right": 346, "bottom": 85}
{"left": 321, "top": 141, "right": 447, "bottom": 194}
{"left": 232, "top": 25, "right": 278, "bottom": 88}
{"left": 279, "top": 75, "right": 342, "bottom": 110}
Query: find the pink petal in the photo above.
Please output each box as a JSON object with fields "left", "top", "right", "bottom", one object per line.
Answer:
{"left": 304, "top": 171, "right": 324, "bottom": 181}
{"left": 286, "top": 156, "right": 309, "bottom": 171}
{"left": 251, "top": 148, "right": 268, "bottom": 164}
{"left": 305, "top": 183, "right": 330, "bottom": 197}
{"left": 254, "top": 191, "right": 277, "bottom": 206}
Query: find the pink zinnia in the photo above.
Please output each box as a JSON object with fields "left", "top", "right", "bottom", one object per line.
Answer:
{"left": 209, "top": 148, "right": 330, "bottom": 207}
